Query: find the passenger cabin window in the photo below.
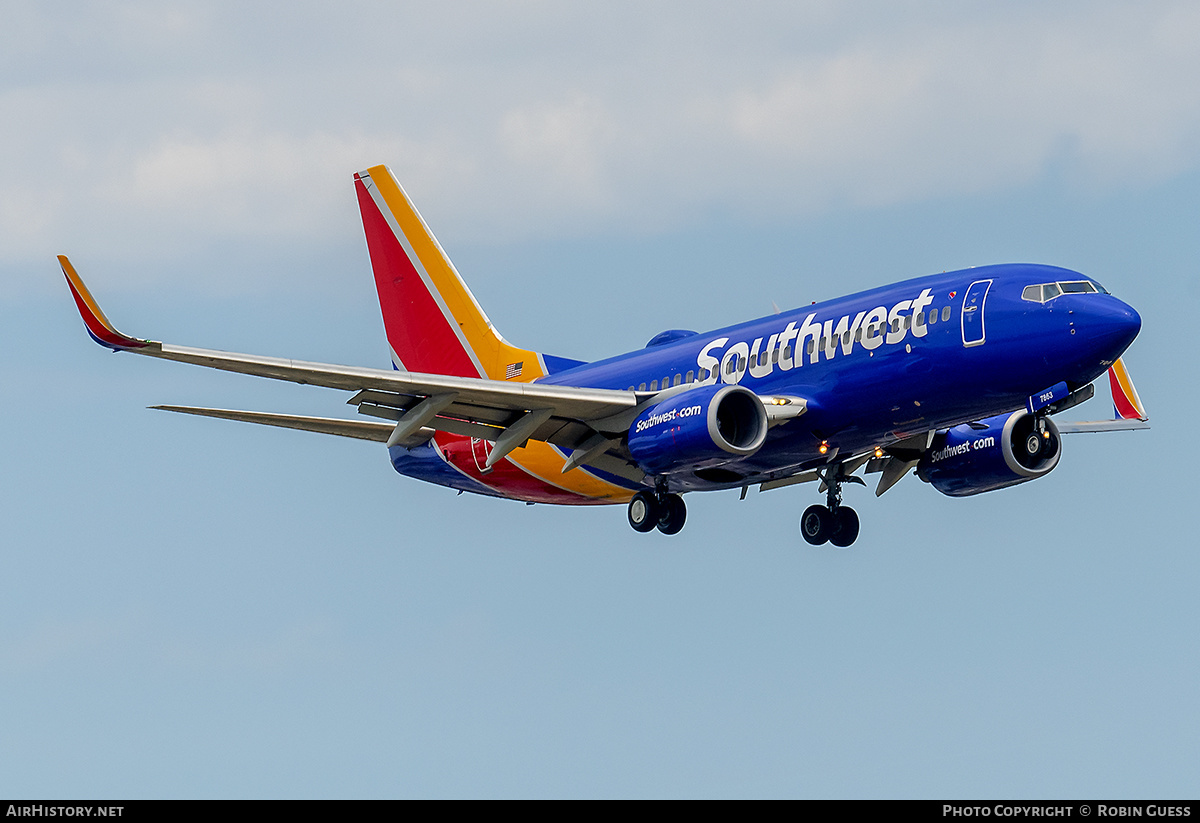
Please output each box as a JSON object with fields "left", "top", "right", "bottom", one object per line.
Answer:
{"left": 673, "top": 374, "right": 682, "bottom": 387}
{"left": 686, "top": 370, "right": 695, "bottom": 383}
{"left": 942, "top": 306, "right": 951, "bottom": 322}
{"left": 638, "top": 382, "right": 646, "bottom": 391}
{"left": 929, "top": 308, "right": 937, "bottom": 324}
{"left": 649, "top": 380, "right": 657, "bottom": 390}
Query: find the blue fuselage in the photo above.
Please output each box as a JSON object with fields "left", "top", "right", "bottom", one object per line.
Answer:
{"left": 540, "top": 263, "right": 1141, "bottom": 491}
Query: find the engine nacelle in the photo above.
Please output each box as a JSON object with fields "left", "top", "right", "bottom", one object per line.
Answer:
{"left": 917, "top": 410, "right": 1062, "bottom": 497}
{"left": 627, "top": 384, "right": 768, "bottom": 474}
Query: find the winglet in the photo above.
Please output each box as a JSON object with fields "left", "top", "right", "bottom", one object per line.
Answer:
{"left": 1108, "top": 357, "right": 1147, "bottom": 422}
{"left": 1057, "top": 357, "right": 1150, "bottom": 434}
{"left": 59, "top": 255, "right": 152, "bottom": 351}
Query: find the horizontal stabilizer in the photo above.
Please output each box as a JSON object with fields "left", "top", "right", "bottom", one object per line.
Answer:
{"left": 151, "top": 406, "right": 395, "bottom": 442}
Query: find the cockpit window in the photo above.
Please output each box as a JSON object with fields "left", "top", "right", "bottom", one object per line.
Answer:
{"left": 1021, "top": 280, "right": 1100, "bottom": 303}
{"left": 1059, "top": 281, "right": 1097, "bottom": 294}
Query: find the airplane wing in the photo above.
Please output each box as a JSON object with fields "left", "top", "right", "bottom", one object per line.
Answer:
{"left": 759, "top": 354, "right": 1152, "bottom": 500}
{"left": 1057, "top": 358, "right": 1149, "bottom": 433}
{"left": 61, "top": 256, "right": 647, "bottom": 469}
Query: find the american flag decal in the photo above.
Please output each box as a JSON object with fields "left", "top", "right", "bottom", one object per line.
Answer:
{"left": 505, "top": 361, "right": 524, "bottom": 379}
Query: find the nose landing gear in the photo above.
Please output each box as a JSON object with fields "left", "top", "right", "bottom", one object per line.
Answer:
{"left": 627, "top": 482, "right": 687, "bottom": 535}
{"left": 801, "top": 464, "right": 863, "bottom": 547}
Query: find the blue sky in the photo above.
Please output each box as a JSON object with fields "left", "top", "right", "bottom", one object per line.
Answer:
{"left": 1, "top": 2, "right": 1196, "bottom": 798}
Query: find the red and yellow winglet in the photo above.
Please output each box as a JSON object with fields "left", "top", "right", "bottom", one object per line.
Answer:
{"left": 59, "top": 255, "right": 152, "bottom": 351}
{"left": 1108, "top": 357, "right": 1147, "bottom": 421}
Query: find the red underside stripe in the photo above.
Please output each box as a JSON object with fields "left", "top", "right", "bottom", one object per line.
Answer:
{"left": 434, "top": 433, "right": 588, "bottom": 503}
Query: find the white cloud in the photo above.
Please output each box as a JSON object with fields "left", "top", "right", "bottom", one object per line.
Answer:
{"left": 3, "top": 2, "right": 1200, "bottom": 287}
{"left": 500, "top": 95, "right": 618, "bottom": 210}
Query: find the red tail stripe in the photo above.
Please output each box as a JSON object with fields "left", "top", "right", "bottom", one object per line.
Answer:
{"left": 356, "top": 179, "right": 480, "bottom": 377}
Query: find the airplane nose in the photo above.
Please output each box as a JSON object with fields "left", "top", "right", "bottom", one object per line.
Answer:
{"left": 1087, "top": 296, "right": 1141, "bottom": 360}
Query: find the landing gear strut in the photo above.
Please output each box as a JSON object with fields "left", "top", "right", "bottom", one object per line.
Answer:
{"left": 800, "top": 464, "right": 862, "bottom": 547}
{"left": 627, "top": 481, "right": 687, "bottom": 535}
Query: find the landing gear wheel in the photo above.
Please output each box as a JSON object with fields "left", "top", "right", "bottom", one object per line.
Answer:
{"left": 801, "top": 504, "right": 832, "bottom": 545}
{"left": 657, "top": 494, "right": 687, "bottom": 535}
{"left": 628, "top": 491, "right": 661, "bottom": 533}
{"left": 828, "top": 506, "right": 860, "bottom": 548}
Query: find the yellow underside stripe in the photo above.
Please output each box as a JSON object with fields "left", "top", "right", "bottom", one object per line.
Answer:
{"left": 509, "top": 441, "right": 635, "bottom": 502}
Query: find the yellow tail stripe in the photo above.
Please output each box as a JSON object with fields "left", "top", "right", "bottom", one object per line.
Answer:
{"left": 365, "top": 166, "right": 544, "bottom": 382}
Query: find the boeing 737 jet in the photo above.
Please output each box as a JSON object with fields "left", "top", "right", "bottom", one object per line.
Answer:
{"left": 62, "top": 165, "right": 1148, "bottom": 546}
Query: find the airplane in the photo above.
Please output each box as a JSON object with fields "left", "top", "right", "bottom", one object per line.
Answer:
{"left": 60, "top": 164, "right": 1149, "bottom": 547}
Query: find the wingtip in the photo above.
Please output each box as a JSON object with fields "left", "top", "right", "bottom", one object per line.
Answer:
{"left": 1108, "top": 357, "right": 1148, "bottom": 422}
{"left": 59, "top": 255, "right": 152, "bottom": 351}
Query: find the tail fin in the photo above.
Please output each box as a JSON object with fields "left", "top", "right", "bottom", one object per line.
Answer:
{"left": 354, "top": 165, "right": 548, "bottom": 381}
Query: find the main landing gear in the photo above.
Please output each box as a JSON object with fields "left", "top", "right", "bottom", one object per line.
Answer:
{"left": 627, "top": 484, "right": 687, "bottom": 535}
{"left": 801, "top": 464, "right": 863, "bottom": 548}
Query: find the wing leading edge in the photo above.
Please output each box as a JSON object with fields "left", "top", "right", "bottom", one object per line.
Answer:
{"left": 60, "top": 256, "right": 646, "bottom": 475}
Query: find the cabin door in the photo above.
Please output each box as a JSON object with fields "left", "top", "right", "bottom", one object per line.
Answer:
{"left": 961, "top": 279, "right": 992, "bottom": 348}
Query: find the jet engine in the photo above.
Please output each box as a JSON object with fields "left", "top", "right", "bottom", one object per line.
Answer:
{"left": 917, "top": 410, "right": 1061, "bottom": 497}
{"left": 627, "top": 384, "right": 768, "bottom": 474}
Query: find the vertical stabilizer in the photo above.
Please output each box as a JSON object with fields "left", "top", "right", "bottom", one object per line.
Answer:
{"left": 354, "top": 166, "right": 544, "bottom": 381}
